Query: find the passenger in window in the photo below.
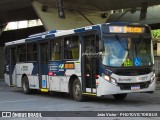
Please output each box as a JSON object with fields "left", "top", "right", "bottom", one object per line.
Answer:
{"left": 64, "top": 37, "right": 79, "bottom": 60}
{"left": 51, "top": 40, "right": 61, "bottom": 61}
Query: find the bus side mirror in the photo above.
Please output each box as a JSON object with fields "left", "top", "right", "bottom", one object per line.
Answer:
{"left": 99, "top": 51, "right": 103, "bottom": 60}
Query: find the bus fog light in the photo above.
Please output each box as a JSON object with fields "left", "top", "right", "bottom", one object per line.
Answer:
{"left": 111, "top": 79, "right": 117, "bottom": 85}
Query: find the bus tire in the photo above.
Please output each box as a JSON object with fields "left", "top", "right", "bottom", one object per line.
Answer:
{"left": 22, "top": 76, "right": 31, "bottom": 94}
{"left": 113, "top": 94, "right": 127, "bottom": 101}
{"left": 72, "top": 79, "right": 84, "bottom": 102}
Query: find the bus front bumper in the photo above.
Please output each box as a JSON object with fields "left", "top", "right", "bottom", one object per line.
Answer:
{"left": 96, "top": 77, "right": 156, "bottom": 97}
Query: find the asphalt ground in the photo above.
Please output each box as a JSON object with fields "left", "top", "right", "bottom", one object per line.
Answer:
{"left": 0, "top": 79, "right": 160, "bottom": 120}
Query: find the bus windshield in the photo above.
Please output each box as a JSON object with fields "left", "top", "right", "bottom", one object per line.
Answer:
{"left": 102, "top": 36, "right": 153, "bottom": 67}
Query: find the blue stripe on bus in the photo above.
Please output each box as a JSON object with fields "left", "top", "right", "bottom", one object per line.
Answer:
{"left": 26, "top": 36, "right": 42, "bottom": 42}
{"left": 49, "top": 30, "right": 58, "bottom": 34}
{"left": 32, "top": 63, "right": 49, "bottom": 75}
{"left": 41, "top": 64, "right": 49, "bottom": 75}
{"left": 74, "top": 25, "right": 101, "bottom": 33}
{"left": 26, "top": 34, "right": 55, "bottom": 42}
{"left": 32, "top": 63, "right": 39, "bottom": 75}
{"left": 74, "top": 28, "right": 86, "bottom": 33}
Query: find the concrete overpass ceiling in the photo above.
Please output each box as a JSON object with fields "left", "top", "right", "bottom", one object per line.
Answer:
{"left": 0, "top": 7, "right": 38, "bottom": 24}
{"left": 0, "top": 0, "right": 38, "bottom": 24}
{"left": 37, "top": 0, "right": 98, "bottom": 11}
{"left": 0, "top": 0, "right": 159, "bottom": 24}
{"left": 37, "top": 0, "right": 160, "bottom": 11}
{"left": 0, "top": 0, "right": 159, "bottom": 29}
{"left": 88, "top": 0, "right": 160, "bottom": 11}
{"left": 0, "top": 0, "right": 31, "bottom": 12}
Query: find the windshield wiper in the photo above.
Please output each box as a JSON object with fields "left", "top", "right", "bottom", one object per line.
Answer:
{"left": 134, "top": 36, "right": 143, "bottom": 56}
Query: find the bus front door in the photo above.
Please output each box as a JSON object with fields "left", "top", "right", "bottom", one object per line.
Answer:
{"left": 82, "top": 34, "right": 99, "bottom": 94}
{"left": 9, "top": 47, "right": 16, "bottom": 86}
{"left": 39, "top": 42, "right": 49, "bottom": 90}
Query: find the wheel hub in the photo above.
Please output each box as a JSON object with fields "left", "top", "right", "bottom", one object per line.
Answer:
{"left": 74, "top": 84, "right": 81, "bottom": 97}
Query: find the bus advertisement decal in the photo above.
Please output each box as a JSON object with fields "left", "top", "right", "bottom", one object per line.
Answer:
{"left": 49, "top": 61, "right": 66, "bottom": 75}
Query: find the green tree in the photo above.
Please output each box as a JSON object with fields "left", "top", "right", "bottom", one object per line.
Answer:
{"left": 152, "top": 29, "right": 160, "bottom": 38}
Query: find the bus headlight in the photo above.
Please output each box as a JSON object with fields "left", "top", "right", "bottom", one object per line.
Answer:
{"left": 103, "top": 74, "right": 110, "bottom": 81}
{"left": 102, "top": 74, "right": 117, "bottom": 85}
{"left": 150, "top": 73, "right": 155, "bottom": 84}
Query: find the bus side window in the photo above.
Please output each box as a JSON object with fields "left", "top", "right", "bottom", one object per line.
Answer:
{"left": 11, "top": 48, "right": 16, "bottom": 64}
{"left": 50, "top": 38, "right": 62, "bottom": 61}
{"left": 27, "top": 43, "right": 37, "bottom": 62}
{"left": 17, "top": 44, "right": 26, "bottom": 62}
{"left": 64, "top": 36, "right": 79, "bottom": 60}
{"left": 40, "top": 43, "right": 48, "bottom": 64}
{"left": 5, "top": 47, "right": 9, "bottom": 63}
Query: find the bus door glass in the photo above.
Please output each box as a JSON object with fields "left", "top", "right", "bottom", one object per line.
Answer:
{"left": 82, "top": 34, "right": 99, "bottom": 93}
{"left": 39, "top": 42, "right": 49, "bottom": 89}
{"left": 9, "top": 47, "right": 16, "bottom": 86}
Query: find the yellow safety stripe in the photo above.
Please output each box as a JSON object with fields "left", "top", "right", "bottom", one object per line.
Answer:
{"left": 40, "top": 89, "right": 49, "bottom": 92}
{"left": 82, "top": 93, "right": 96, "bottom": 96}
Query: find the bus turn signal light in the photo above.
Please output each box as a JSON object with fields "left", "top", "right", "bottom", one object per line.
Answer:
{"left": 48, "top": 72, "right": 54, "bottom": 76}
{"left": 95, "top": 74, "right": 99, "bottom": 79}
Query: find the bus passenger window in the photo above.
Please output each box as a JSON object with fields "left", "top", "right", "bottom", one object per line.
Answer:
{"left": 50, "top": 38, "right": 62, "bottom": 61}
{"left": 11, "top": 48, "right": 16, "bottom": 64}
{"left": 5, "top": 47, "right": 9, "bottom": 63}
{"left": 17, "top": 44, "right": 26, "bottom": 62}
{"left": 27, "top": 43, "right": 37, "bottom": 61}
{"left": 64, "top": 36, "right": 79, "bottom": 60}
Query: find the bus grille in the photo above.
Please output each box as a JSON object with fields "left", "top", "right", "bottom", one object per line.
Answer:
{"left": 117, "top": 81, "right": 150, "bottom": 90}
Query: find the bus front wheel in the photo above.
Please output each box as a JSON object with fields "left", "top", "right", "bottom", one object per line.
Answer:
{"left": 72, "top": 79, "right": 84, "bottom": 102}
{"left": 22, "top": 76, "right": 31, "bottom": 94}
{"left": 113, "top": 94, "right": 127, "bottom": 100}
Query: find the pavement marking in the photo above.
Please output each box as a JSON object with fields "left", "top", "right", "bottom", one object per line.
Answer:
{"left": 0, "top": 99, "right": 38, "bottom": 104}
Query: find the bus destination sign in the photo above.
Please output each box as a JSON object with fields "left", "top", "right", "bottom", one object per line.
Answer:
{"left": 109, "top": 26, "right": 144, "bottom": 33}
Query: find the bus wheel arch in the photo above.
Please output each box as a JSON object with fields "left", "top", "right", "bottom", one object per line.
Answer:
{"left": 21, "top": 74, "right": 31, "bottom": 94}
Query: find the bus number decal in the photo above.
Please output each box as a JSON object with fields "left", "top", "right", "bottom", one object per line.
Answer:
{"left": 42, "top": 80, "right": 46, "bottom": 88}
{"left": 64, "top": 63, "right": 74, "bottom": 69}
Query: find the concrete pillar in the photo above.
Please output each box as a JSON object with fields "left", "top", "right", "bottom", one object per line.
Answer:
{"left": 157, "top": 43, "right": 160, "bottom": 56}
{"left": 0, "top": 47, "right": 4, "bottom": 79}
{"left": 0, "top": 29, "right": 2, "bottom": 35}
{"left": 32, "top": 0, "right": 107, "bottom": 30}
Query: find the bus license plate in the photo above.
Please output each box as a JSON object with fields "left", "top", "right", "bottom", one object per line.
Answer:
{"left": 131, "top": 85, "right": 140, "bottom": 90}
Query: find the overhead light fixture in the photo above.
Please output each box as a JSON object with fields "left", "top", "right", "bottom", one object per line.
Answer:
{"left": 130, "top": 8, "right": 137, "bottom": 14}
{"left": 56, "top": 0, "right": 65, "bottom": 18}
{"left": 140, "top": 2, "right": 148, "bottom": 21}
{"left": 42, "top": 5, "right": 48, "bottom": 12}
{"left": 101, "top": 13, "right": 107, "bottom": 18}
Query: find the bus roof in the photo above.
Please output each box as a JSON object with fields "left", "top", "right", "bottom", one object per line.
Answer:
{"left": 5, "top": 24, "right": 101, "bottom": 46}
{"left": 5, "top": 22, "right": 148, "bottom": 46}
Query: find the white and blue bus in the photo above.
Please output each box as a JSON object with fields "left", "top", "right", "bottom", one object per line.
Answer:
{"left": 4, "top": 22, "right": 156, "bottom": 101}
